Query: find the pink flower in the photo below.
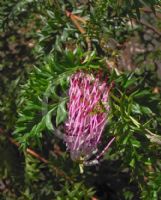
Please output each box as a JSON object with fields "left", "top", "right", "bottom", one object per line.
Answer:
{"left": 65, "top": 70, "right": 115, "bottom": 165}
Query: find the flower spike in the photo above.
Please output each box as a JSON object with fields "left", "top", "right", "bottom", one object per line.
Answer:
{"left": 65, "top": 70, "right": 114, "bottom": 165}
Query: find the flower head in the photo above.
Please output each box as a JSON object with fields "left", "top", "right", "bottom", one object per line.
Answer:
{"left": 65, "top": 70, "right": 112, "bottom": 162}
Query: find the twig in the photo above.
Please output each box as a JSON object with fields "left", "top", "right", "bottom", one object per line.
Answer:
{"left": 140, "top": 19, "right": 161, "bottom": 36}
{"left": 65, "top": 10, "right": 92, "bottom": 51}
{"left": 66, "top": 11, "right": 87, "bottom": 24}
{"left": 0, "top": 128, "right": 73, "bottom": 183}
{"left": 140, "top": 7, "right": 161, "bottom": 19}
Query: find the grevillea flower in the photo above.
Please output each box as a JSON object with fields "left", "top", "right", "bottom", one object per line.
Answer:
{"left": 65, "top": 70, "right": 115, "bottom": 165}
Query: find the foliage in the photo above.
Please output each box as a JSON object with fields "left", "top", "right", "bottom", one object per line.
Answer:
{"left": 0, "top": 0, "right": 161, "bottom": 199}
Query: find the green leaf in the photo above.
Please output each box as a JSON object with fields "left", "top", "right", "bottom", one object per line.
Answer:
{"left": 131, "top": 103, "right": 141, "bottom": 114}
{"left": 45, "top": 107, "right": 56, "bottom": 131}
{"left": 56, "top": 100, "right": 67, "bottom": 126}
{"left": 130, "top": 139, "right": 141, "bottom": 148}
{"left": 30, "top": 117, "right": 46, "bottom": 136}
{"left": 129, "top": 116, "right": 140, "bottom": 128}
{"left": 133, "top": 90, "right": 151, "bottom": 98}
{"left": 124, "top": 77, "right": 138, "bottom": 88}
{"left": 129, "top": 158, "right": 135, "bottom": 168}
{"left": 140, "top": 106, "right": 153, "bottom": 115}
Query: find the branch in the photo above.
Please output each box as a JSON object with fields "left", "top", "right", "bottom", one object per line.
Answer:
{"left": 140, "top": 19, "right": 161, "bottom": 36}
{"left": 65, "top": 10, "right": 87, "bottom": 24}
{"left": 65, "top": 10, "right": 91, "bottom": 51}
{"left": 0, "top": 128, "right": 73, "bottom": 183}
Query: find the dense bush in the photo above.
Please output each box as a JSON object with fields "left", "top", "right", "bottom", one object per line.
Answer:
{"left": 0, "top": 1, "right": 161, "bottom": 199}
